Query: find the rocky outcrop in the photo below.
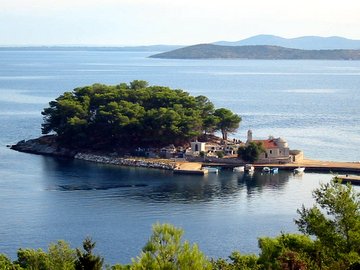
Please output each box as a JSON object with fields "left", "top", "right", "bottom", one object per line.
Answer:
{"left": 10, "top": 136, "right": 77, "bottom": 157}
{"left": 11, "top": 136, "right": 176, "bottom": 170}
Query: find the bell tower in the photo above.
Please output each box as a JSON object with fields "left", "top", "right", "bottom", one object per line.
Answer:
{"left": 247, "top": 130, "right": 253, "bottom": 143}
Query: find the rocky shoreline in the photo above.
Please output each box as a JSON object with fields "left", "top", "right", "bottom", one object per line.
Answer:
{"left": 10, "top": 136, "right": 77, "bottom": 157}
{"left": 10, "top": 136, "right": 176, "bottom": 171}
{"left": 74, "top": 153, "right": 176, "bottom": 170}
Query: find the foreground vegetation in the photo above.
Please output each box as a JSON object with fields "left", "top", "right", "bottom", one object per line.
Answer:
{"left": 1, "top": 179, "right": 359, "bottom": 269}
{"left": 41, "top": 80, "right": 241, "bottom": 149}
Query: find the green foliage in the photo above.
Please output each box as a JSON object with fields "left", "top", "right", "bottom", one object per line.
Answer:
{"left": 130, "top": 80, "right": 148, "bottom": 90}
{"left": 216, "top": 151, "right": 224, "bottom": 158}
{"left": 214, "top": 108, "right": 241, "bottom": 140}
{"left": 47, "top": 240, "right": 76, "bottom": 270}
{"left": 258, "top": 234, "right": 316, "bottom": 270}
{"left": 295, "top": 179, "right": 360, "bottom": 269}
{"left": 108, "top": 264, "right": 130, "bottom": 270}
{"left": 195, "top": 95, "right": 217, "bottom": 134}
{"left": 16, "top": 248, "right": 48, "bottom": 270}
{"left": 212, "top": 252, "right": 260, "bottom": 270}
{"left": 0, "top": 254, "right": 21, "bottom": 270}
{"left": 41, "top": 81, "right": 239, "bottom": 148}
{"left": 15, "top": 240, "right": 76, "bottom": 270}
{"left": 238, "top": 142, "right": 265, "bottom": 162}
{"left": 75, "top": 237, "right": 104, "bottom": 270}
{"left": 131, "top": 223, "right": 211, "bottom": 270}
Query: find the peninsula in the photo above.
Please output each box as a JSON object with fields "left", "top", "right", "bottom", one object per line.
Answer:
{"left": 10, "top": 80, "right": 360, "bottom": 175}
{"left": 150, "top": 44, "right": 360, "bottom": 60}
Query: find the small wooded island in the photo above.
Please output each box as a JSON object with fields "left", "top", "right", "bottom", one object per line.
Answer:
{"left": 11, "top": 80, "right": 242, "bottom": 161}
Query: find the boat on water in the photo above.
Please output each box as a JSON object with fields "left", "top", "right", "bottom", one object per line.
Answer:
{"left": 244, "top": 164, "right": 254, "bottom": 173}
{"left": 233, "top": 166, "right": 245, "bottom": 172}
{"left": 203, "top": 167, "right": 219, "bottom": 174}
{"left": 262, "top": 167, "right": 279, "bottom": 174}
{"left": 294, "top": 167, "right": 305, "bottom": 174}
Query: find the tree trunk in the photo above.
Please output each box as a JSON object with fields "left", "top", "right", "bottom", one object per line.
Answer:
{"left": 221, "top": 129, "right": 227, "bottom": 140}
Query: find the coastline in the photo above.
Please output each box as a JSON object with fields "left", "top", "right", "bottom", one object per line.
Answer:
{"left": 10, "top": 136, "right": 360, "bottom": 174}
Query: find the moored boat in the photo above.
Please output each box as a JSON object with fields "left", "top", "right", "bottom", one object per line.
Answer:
{"left": 233, "top": 166, "right": 245, "bottom": 172}
{"left": 294, "top": 167, "right": 305, "bottom": 173}
{"left": 262, "top": 167, "right": 271, "bottom": 173}
{"left": 245, "top": 164, "right": 254, "bottom": 173}
{"left": 271, "top": 167, "right": 279, "bottom": 173}
{"left": 203, "top": 167, "right": 219, "bottom": 174}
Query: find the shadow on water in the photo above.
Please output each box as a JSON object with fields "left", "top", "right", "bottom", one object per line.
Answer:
{"left": 40, "top": 157, "right": 293, "bottom": 203}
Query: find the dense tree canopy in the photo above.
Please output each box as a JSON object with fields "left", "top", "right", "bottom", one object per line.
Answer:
{"left": 41, "top": 81, "right": 241, "bottom": 149}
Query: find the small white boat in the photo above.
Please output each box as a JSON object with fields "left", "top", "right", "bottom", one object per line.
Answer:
{"left": 294, "top": 167, "right": 305, "bottom": 174}
{"left": 203, "top": 167, "right": 219, "bottom": 174}
{"left": 271, "top": 167, "right": 279, "bottom": 174}
{"left": 233, "top": 166, "right": 245, "bottom": 172}
{"left": 245, "top": 164, "right": 254, "bottom": 173}
{"left": 262, "top": 167, "right": 271, "bottom": 173}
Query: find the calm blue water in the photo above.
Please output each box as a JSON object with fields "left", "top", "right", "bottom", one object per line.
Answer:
{"left": 0, "top": 50, "right": 359, "bottom": 264}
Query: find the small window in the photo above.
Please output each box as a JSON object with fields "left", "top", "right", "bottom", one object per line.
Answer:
{"left": 269, "top": 150, "right": 272, "bottom": 154}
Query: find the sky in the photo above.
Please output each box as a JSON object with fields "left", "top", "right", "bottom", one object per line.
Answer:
{"left": 1, "top": 0, "right": 360, "bottom": 46}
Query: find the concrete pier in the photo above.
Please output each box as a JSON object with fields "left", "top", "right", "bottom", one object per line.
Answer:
{"left": 174, "top": 162, "right": 208, "bottom": 175}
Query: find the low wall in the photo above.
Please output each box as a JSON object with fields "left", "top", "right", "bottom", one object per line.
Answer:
{"left": 187, "top": 156, "right": 245, "bottom": 165}
{"left": 75, "top": 153, "right": 176, "bottom": 170}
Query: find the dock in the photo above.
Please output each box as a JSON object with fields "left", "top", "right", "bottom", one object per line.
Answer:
{"left": 255, "top": 159, "right": 360, "bottom": 173}
{"left": 202, "top": 159, "right": 360, "bottom": 174}
{"left": 174, "top": 162, "right": 208, "bottom": 175}
{"left": 337, "top": 175, "right": 360, "bottom": 185}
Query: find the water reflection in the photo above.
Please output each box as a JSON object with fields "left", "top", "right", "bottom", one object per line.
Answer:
{"left": 237, "top": 171, "right": 291, "bottom": 196}
{"left": 41, "top": 157, "right": 294, "bottom": 203}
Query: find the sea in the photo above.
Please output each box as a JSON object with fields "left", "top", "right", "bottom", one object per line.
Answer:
{"left": 0, "top": 49, "right": 359, "bottom": 264}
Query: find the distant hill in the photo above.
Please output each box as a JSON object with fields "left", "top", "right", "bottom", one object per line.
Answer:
{"left": 150, "top": 44, "right": 360, "bottom": 60}
{"left": 214, "top": 35, "right": 360, "bottom": 50}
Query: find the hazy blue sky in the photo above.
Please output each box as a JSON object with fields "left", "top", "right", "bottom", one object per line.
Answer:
{"left": 1, "top": 0, "right": 360, "bottom": 45}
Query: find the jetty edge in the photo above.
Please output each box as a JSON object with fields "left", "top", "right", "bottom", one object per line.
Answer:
{"left": 204, "top": 160, "right": 360, "bottom": 174}
{"left": 336, "top": 175, "right": 360, "bottom": 185}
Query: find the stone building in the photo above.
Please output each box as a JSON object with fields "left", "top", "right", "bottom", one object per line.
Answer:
{"left": 246, "top": 130, "right": 303, "bottom": 164}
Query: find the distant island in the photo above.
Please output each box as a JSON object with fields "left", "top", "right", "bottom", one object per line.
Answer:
{"left": 150, "top": 44, "right": 360, "bottom": 60}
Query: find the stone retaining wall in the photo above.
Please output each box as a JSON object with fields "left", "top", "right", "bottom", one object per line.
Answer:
{"left": 75, "top": 153, "right": 176, "bottom": 170}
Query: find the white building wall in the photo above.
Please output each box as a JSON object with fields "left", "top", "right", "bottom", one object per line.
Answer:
{"left": 191, "top": 142, "right": 206, "bottom": 153}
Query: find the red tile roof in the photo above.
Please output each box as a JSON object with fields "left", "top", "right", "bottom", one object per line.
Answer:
{"left": 252, "top": 139, "right": 278, "bottom": 149}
